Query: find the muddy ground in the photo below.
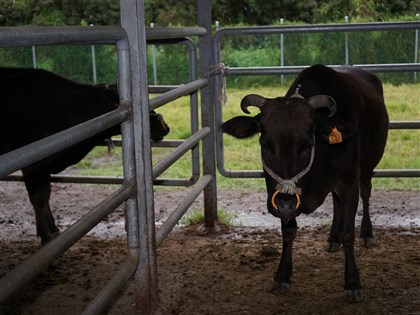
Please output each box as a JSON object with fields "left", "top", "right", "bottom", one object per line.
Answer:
{"left": 0, "top": 181, "right": 419, "bottom": 315}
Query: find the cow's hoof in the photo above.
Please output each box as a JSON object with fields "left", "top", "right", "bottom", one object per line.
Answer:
{"left": 265, "top": 280, "right": 290, "bottom": 295}
{"left": 359, "top": 237, "right": 374, "bottom": 247}
{"left": 344, "top": 289, "right": 364, "bottom": 303}
{"left": 326, "top": 241, "right": 341, "bottom": 252}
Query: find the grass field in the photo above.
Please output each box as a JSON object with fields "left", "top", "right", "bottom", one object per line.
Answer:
{"left": 72, "top": 83, "right": 420, "bottom": 191}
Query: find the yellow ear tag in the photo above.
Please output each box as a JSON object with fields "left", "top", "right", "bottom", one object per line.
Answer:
{"left": 329, "top": 126, "right": 343, "bottom": 144}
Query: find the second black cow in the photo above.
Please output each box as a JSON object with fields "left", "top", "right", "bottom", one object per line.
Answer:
{"left": 222, "top": 65, "right": 389, "bottom": 302}
{"left": 0, "top": 67, "right": 170, "bottom": 244}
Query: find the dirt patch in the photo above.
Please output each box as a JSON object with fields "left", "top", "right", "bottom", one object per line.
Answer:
{"left": 0, "top": 181, "right": 419, "bottom": 314}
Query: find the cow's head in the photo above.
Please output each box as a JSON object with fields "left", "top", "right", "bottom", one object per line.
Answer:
{"left": 97, "top": 84, "right": 170, "bottom": 142}
{"left": 222, "top": 93, "right": 342, "bottom": 221}
{"left": 149, "top": 110, "right": 170, "bottom": 141}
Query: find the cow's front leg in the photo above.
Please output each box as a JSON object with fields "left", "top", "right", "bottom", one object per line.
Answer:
{"left": 327, "top": 191, "right": 341, "bottom": 252}
{"left": 267, "top": 218, "right": 297, "bottom": 294}
{"left": 338, "top": 186, "right": 364, "bottom": 302}
{"left": 23, "top": 170, "right": 59, "bottom": 245}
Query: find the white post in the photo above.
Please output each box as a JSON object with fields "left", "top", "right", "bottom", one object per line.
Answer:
{"left": 32, "top": 46, "right": 37, "bottom": 68}
{"left": 280, "top": 18, "right": 284, "bottom": 84}
{"left": 151, "top": 22, "right": 157, "bottom": 85}
{"left": 414, "top": 13, "right": 419, "bottom": 82}
{"left": 215, "top": 20, "right": 219, "bottom": 30}
{"left": 344, "top": 16, "right": 349, "bottom": 65}
{"left": 89, "top": 24, "right": 97, "bottom": 84}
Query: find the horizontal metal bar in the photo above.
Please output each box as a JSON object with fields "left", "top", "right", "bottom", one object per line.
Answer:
{"left": 0, "top": 182, "right": 133, "bottom": 303}
{"left": 225, "top": 64, "right": 420, "bottom": 76}
{"left": 153, "top": 127, "right": 211, "bottom": 180}
{"left": 146, "top": 27, "right": 207, "bottom": 40}
{"left": 155, "top": 174, "right": 212, "bottom": 247}
{"left": 0, "top": 26, "right": 126, "bottom": 47}
{"left": 149, "top": 78, "right": 208, "bottom": 110}
{"left": 0, "top": 106, "right": 129, "bottom": 179}
{"left": 153, "top": 177, "right": 196, "bottom": 187}
{"left": 220, "top": 167, "right": 420, "bottom": 179}
{"left": 373, "top": 169, "right": 420, "bottom": 177}
{"left": 4, "top": 174, "right": 197, "bottom": 187}
{"left": 214, "top": 21, "right": 420, "bottom": 40}
{"left": 389, "top": 121, "right": 420, "bottom": 129}
{"left": 82, "top": 249, "right": 139, "bottom": 315}
{"left": 153, "top": 140, "right": 186, "bottom": 148}
{"left": 148, "top": 85, "right": 179, "bottom": 94}
{"left": 3, "top": 174, "right": 123, "bottom": 185}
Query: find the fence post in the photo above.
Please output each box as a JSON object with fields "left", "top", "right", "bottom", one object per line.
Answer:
{"left": 197, "top": 0, "right": 218, "bottom": 228}
{"left": 151, "top": 22, "right": 158, "bottom": 85}
{"left": 32, "top": 46, "right": 37, "bottom": 68}
{"left": 89, "top": 24, "right": 97, "bottom": 84}
{"left": 280, "top": 18, "right": 285, "bottom": 84}
{"left": 120, "top": 0, "right": 159, "bottom": 313}
{"left": 415, "top": 13, "right": 419, "bottom": 82}
{"left": 344, "top": 16, "right": 349, "bottom": 65}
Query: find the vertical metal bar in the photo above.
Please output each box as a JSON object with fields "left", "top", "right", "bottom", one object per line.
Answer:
{"left": 197, "top": 0, "right": 218, "bottom": 227}
{"left": 280, "top": 18, "right": 284, "bottom": 84}
{"left": 32, "top": 45, "right": 37, "bottom": 68}
{"left": 120, "top": 0, "right": 159, "bottom": 313}
{"left": 151, "top": 22, "right": 158, "bottom": 85}
{"left": 91, "top": 45, "right": 97, "bottom": 84}
{"left": 90, "top": 24, "right": 97, "bottom": 84}
{"left": 414, "top": 13, "right": 419, "bottom": 82}
{"left": 345, "top": 16, "right": 349, "bottom": 65}
{"left": 185, "top": 39, "right": 200, "bottom": 182}
{"left": 116, "top": 36, "right": 140, "bottom": 250}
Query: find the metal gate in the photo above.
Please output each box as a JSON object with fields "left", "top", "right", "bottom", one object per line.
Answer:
{"left": 213, "top": 21, "right": 420, "bottom": 179}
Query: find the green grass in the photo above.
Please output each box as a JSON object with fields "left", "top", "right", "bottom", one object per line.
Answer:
{"left": 180, "top": 207, "right": 237, "bottom": 226}
{"left": 72, "top": 83, "right": 420, "bottom": 191}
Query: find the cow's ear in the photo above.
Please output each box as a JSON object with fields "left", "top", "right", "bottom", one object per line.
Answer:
{"left": 316, "top": 118, "right": 356, "bottom": 143}
{"left": 222, "top": 115, "right": 261, "bottom": 139}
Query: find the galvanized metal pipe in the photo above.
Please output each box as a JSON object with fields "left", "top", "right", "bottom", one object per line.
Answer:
{"left": 0, "top": 26, "right": 126, "bottom": 47}
{"left": 0, "top": 182, "right": 133, "bottom": 303}
{"left": 81, "top": 250, "right": 139, "bottom": 315}
{"left": 155, "top": 174, "right": 212, "bottom": 247}
{"left": 226, "top": 64, "right": 420, "bottom": 76}
{"left": 0, "top": 107, "right": 129, "bottom": 179}
{"left": 146, "top": 27, "right": 207, "bottom": 40}
{"left": 149, "top": 78, "right": 208, "bottom": 110}
{"left": 153, "top": 127, "right": 211, "bottom": 180}
{"left": 214, "top": 21, "right": 420, "bottom": 40}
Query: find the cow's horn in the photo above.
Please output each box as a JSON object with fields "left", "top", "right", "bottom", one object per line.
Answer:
{"left": 308, "top": 95, "right": 337, "bottom": 117}
{"left": 240, "top": 94, "right": 267, "bottom": 114}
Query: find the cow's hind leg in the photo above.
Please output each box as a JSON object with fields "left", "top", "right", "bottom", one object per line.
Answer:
{"left": 326, "top": 191, "right": 341, "bottom": 252}
{"left": 360, "top": 177, "right": 374, "bottom": 247}
{"left": 23, "top": 171, "right": 59, "bottom": 244}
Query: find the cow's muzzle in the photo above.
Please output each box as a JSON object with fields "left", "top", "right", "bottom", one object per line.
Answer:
{"left": 271, "top": 189, "right": 301, "bottom": 220}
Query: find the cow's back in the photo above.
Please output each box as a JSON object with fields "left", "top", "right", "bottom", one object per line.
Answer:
{"left": 0, "top": 68, "right": 118, "bottom": 155}
{"left": 286, "top": 65, "right": 389, "bottom": 180}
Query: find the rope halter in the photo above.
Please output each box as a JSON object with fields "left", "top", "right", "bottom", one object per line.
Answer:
{"left": 261, "top": 136, "right": 315, "bottom": 210}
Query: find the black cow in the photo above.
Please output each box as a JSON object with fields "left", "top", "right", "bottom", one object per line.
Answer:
{"left": 0, "top": 67, "right": 169, "bottom": 244}
{"left": 222, "top": 65, "right": 389, "bottom": 302}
